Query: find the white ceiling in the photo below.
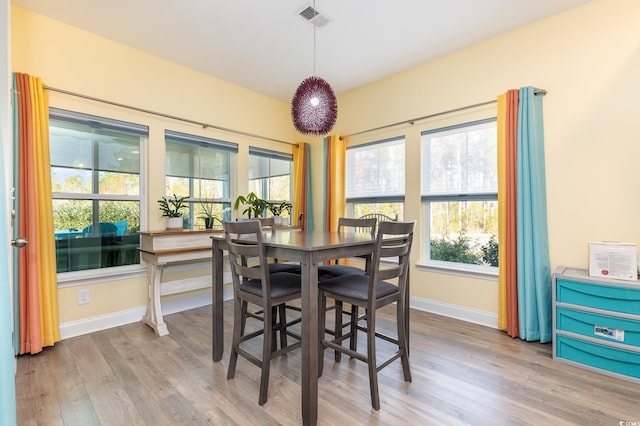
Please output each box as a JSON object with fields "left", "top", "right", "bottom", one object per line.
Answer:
{"left": 12, "top": 0, "right": 591, "bottom": 102}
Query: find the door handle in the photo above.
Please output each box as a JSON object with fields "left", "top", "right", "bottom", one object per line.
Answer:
{"left": 11, "top": 237, "right": 28, "bottom": 248}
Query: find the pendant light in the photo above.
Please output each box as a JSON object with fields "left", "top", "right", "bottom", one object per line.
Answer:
{"left": 291, "top": 0, "right": 338, "bottom": 135}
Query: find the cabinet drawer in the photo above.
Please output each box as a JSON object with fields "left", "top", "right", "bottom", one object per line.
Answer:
{"left": 556, "top": 279, "right": 640, "bottom": 315}
{"left": 556, "top": 335, "right": 640, "bottom": 380}
{"left": 557, "top": 307, "right": 640, "bottom": 347}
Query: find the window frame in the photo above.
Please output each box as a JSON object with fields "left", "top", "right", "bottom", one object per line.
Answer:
{"left": 248, "top": 146, "right": 293, "bottom": 209}
{"left": 49, "top": 107, "right": 148, "bottom": 282}
{"left": 164, "top": 129, "right": 237, "bottom": 228}
{"left": 345, "top": 136, "right": 405, "bottom": 220}
{"left": 420, "top": 118, "right": 499, "bottom": 277}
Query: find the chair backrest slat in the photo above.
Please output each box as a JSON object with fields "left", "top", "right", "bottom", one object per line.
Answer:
{"left": 358, "top": 213, "right": 398, "bottom": 233}
{"left": 369, "top": 220, "right": 415, "bottom": 299}
{"left": 338, "top": 217, "right": 377, "bottom": 238}
{"left": 332, "top": 217, "right": 377, "bottom": 265}
{"left": 224, "top": 220, "right": 270, "bottom": 298}
{"left": 257, "top": 217, "right": 275, "bottom": 233}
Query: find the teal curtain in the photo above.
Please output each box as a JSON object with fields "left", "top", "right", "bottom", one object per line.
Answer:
{"left": 1, "top": 99, "right": 17, "bottom": 426}
{"left": 516, "top": 86, "right": 551, "bottom": 342}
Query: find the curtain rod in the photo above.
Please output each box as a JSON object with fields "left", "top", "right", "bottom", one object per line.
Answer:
{"left": 339, "top": 88, "right": 547, "bottom": 140}
{"left": 43, "top": 85, "right": 295, "bottom": 146}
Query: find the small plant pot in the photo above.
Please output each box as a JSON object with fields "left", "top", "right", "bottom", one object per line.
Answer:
{"left": 204, "top": 218, "right": 214, "bottom": 229}
{"left": 273, "top": 216, "right": 282, "bottom": 225}
{"left": 165, "top": 217, "right": 183, "bottom": 230}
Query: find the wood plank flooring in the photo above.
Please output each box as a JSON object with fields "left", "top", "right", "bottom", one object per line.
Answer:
{"left": 15, "top": 302, "right": 640, "bottom": 425}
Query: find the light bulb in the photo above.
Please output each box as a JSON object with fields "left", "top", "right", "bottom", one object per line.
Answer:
{"left": 310, "top": 96, "right": 320, "bottom": 106}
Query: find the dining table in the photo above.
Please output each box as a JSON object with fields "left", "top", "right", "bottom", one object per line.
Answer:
{"left": 210, "top": 229, "right": 379, "bottom": 425}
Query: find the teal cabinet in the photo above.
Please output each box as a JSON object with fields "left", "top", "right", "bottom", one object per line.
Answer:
{"left": 552, "top": 267, "right": 640, "bottom": 383}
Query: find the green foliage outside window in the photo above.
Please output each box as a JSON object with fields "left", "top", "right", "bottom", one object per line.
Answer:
{"left": 480, "top": 235, "right": 499, "bottom": 267}
{"left": 53, "top": 200, "right": 140, "bottom": 234}
{"left": 430, "top": 233, "right": 499, "bottom": 267}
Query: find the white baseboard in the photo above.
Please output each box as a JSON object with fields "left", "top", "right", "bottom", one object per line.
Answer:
{"left": 59, "top": 286, "right": 234, "bottom": 340}
{"left": 60, "top": 284, "right": 497, "bottom": 339}
{"left": 410, "top": 296, "right": 498, "bottom": 329}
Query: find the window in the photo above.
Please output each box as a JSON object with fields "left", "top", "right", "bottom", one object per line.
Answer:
{"left": 50, "top": 108, "right": 146, "bottom": 273}
{"left": 421, "top": 119, "right": 498, "bottom": 272}
{"left": 165, "top": 130, "right": 236, "bottom": 229}
{"left": 346, "top": 137, "right": 405, "bottom": 220}
{"left": 248, "top": 147, "right": 293, "bottom": 219}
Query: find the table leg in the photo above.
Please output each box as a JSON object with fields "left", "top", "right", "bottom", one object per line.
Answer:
{"left": 141, "top": 262, "right": 169, "bottom": 336}
{"left": 212, "top": 243, "right": 224, "bottom": 362}
{"left": 301, "top": 256, "right": 318, "bottom": 425}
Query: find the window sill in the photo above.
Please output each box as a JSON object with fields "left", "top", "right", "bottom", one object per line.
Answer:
{"left": 416, "top": 261, "right": 498, "bottom": 281}
{"left": 57, "top": 264, "right": 147, "bottom": 288}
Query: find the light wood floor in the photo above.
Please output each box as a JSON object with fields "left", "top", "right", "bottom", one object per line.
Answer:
{"left": 15, "top": 302, "right": 640, "bottom": 425}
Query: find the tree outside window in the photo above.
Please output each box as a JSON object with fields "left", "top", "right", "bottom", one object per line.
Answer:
{"left": 421, "top": 119, "right": 498, "bottom": 270}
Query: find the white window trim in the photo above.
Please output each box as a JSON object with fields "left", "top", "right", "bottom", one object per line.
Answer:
{"left": 416, "top": 260, "right": 498, "bottom": 281}
{"left": 420, "top": 118, "right": 498, "bottom": 276}
{"left": 50, "top": 108, "right": 148, "bottom": 279}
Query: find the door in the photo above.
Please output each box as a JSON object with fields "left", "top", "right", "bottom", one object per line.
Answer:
{"left": 1, "top": 0, "right": 17, "bottom": 423}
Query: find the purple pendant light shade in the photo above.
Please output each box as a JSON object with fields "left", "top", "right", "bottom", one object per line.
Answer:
{"left": 292, "top": 76, "right": 337, "bottom": 135}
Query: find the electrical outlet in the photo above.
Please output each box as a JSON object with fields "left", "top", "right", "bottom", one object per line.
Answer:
{"left": 78, "top": 289, "right": 90, "bottom": 305}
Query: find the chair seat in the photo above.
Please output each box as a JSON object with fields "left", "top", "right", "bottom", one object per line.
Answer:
{"left": 267, "top": 263, "right": 301, "bottom": 274}
{"left": 319, "top": 274, "right": 399, "bottom": 302}
{"left": 239, "top": 272, "right": 302, "bottom": 299}
{"left": 317, "top": 264, "right": 366, "bottom": 281}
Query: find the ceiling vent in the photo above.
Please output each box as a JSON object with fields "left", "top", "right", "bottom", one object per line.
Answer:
{"left": 297, "top": 4, "right": 330, "bottom": 27}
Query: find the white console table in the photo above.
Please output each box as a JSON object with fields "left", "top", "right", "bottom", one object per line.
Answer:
{"left": 138, "top": 229, "right": 220, "bottom": 335}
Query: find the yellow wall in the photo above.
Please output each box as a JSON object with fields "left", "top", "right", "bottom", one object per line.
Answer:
{"left": 11, "top": 6, "right": 308, "bottom": 324}
{"left": 335, "top": 0, "right": 640, "bottom": 313}
{"left": 11, "top": 0, "right": 640, "bottom": 325}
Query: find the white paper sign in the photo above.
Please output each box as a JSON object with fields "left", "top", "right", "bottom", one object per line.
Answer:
{"left": 588, "top": 242, "right": 638, "bottom": 281}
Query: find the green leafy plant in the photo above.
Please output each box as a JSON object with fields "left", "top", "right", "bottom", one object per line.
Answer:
{"left": 158, "top": 194, "right": 187, "bottom": 218}
{"left": 430, "top": 234, "right": 481, "bottom": 265}
{"left": 233, "top": 192, "right": 269, "bottom": 218}
{"left": 199, "top": 200, "right": 220, "bottom": 229}
{"left": 480, "top": 235, "right": 499, "bottom": 267}
{"left": 268, "top": 201, "right": 292, "bottom": 216}
{"left": 199, "top": 200, "right": 216, "bottom": 219}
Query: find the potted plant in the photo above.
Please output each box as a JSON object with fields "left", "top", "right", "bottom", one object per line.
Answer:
{"left": 158, "top": 194, "right": 187, "bottom": 229}
{"left": 233, "top": 192, "right": 269, "bottom": 218}
{"left": 268, "top": 201, "right": 293, "bottom": 225}
{"left": 199, "top": 200, "right": 219, "bottom": 229}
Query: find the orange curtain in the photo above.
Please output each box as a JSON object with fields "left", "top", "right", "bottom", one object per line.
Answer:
{"left": 15, "top": 72, "right": 60, "bottom": 354}
{"left": 323, "top": 135, "right": 345, "bottom": 232}
{"left": 497, "top": 89, "right": 519, "bottom": 338}
{"left": 293, "top": 142, "right": 312, "bottom": 231}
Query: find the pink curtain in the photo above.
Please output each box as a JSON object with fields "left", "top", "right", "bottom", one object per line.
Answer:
{"left": 14, "top": 72, "right": 60, "bottom": 354}
{"left": 293, "top": 142, "right": 312, "bottom": 231}
{"left": 498, "top": 89, "right": 520, "bottom": 338}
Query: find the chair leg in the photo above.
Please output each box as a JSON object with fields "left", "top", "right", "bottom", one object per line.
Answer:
{"left": 397, "top": 300, "right": 412, "bottom": 382}
{"left": 271, "top": 306, "right": 279, "bottom": 352}
{"left": 349, "top": 304, "right": 359, "bottom": 355}
{"left": 318, "top": 291, "right": 327, "bottom": 377}
{"left": 227, "top": 297, "right": 243, "bottom": 380}
{"left": 366, "top": 309, "right": 380, "bottom": 410}
{"left": 259, "top": 306, "right": 273, "bottom": 405}
{"left": 334, "top": 300, "right": 343, "bottom": 362}
{"left": 240, "top": 300, "right": 248, "bottom": 335}
{"left": 278, "top": 304, "right": 288, "bottom": 350}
